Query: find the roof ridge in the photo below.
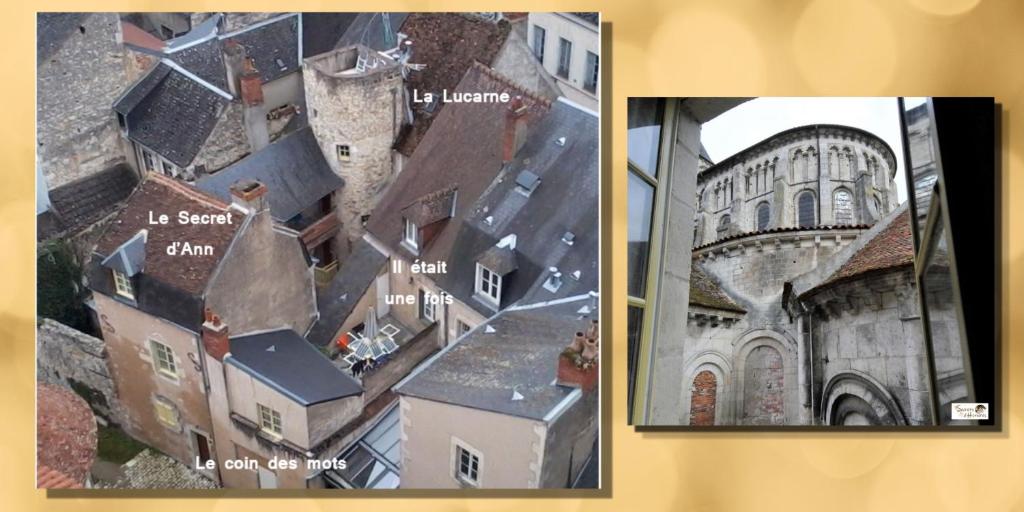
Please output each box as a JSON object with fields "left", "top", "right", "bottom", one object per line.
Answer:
{"left": 470, "top": 61, "right": 552, "bottom": 108}
{"left": 147, "top": 172, "right": 231, "bottom": 210}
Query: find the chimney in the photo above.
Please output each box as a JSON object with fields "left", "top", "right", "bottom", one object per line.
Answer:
{"left": 229, "top": 180, "right": 268, "bottom": 213}
{"left": 557, "top": 320, "right": 599, "bottom": 391}
{"left": 202, "top": 308, "right": 229, "bottom": 362}
{"left": 503, "top": 95, "right": 529, "bottom": 163}
{"left": 224, "top": 39, "right": 246, "bottom": 97}
{"left": 240, "top": 56, "right": 264, "bottom": 107}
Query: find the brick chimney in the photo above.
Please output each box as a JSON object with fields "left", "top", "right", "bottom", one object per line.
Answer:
{"left": 202, "top": 308, "right": 229, "bottom": 362}
{"left": 240, "top": 56, "right": 264, "bottom": 107}
{"left": 229, "top": 180, "right": 268, "bottom": 213}
{"left": 503, "top": 95, "right": 529, "bottom": 163}
{"left": 557, "top": 320, "right": 599, "bottom": 391}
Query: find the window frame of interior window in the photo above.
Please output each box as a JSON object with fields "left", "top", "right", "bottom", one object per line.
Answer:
{"left": 557, "top": 37, "right": 572, "bottom": 79}
{"left": 532, "top": 24, "right": 546, "bottom": 63}
{"left": 583, "top": 51, "right": 599, "bottom": 93}
{"left": 257, "top": 403, "right": 283, "bottom": 438}
{"left": 337, "top": 144, "right": 352, "bottom": 162}
{"left": 402, "top": 217, "right": 419, "bottom": 251}
{"left": 149, "top": 339, "right": 179, "bottom": 381}
{"left": 897, "top": 97, "right": 977, "bottom": 425}
{"left": 421, "top": 288, "right": 437, "bottom": 322}
{"left": 475, "top": 263, "right": 501, "bottom": 305}
{"left": 627, "top": 98, "right": 678, "bottom": 425}
{"left": 112, "top": 269, "right": 135, "bottom": 299}
{"left": 452, "top": 440, "right": 483, "bottom": 487}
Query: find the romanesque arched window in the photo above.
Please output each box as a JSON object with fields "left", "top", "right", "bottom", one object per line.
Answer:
{"left": 833, "top": 188, "right": 853, "bottom": 225}
{"left": 840, "top": 147, "right": 853, "bottom": 179}
{"left": 717, "top": 214, "right": 731, "bottom": 240}
{"left": 756, "top": 202, "right": 770, "bottom": 231}
{"left": 689, "top": 370, "right": 717, "bottom": 426}
{"left": 797, "top": 191, "right": 816, "bottom": 228}
{"left": 792, "top": 149, "right": 804, "bottom": 182}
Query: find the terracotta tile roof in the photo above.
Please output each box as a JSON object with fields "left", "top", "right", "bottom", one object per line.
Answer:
{"left": 94, "top": 173, "right": 241, "bottom": 296}
{"left": 37, "top": 465, "right": 83, "bottom": 489}
{"left": 395, "top": 13, "right": 513, "bottom": 156}
{"left": 818, "top": 209, "right": 914, "bottom": 288}
{"left": 37, "top": 383, "right": 96, "bottom": 487}
{"left": 689, "top": 264, "right": 745, "bottom": 313}
{"left": 366, "top": 63, "right": 549, "bottom": 264}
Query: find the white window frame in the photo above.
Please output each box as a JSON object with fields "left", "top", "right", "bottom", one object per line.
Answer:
{"left": 403, "top": 218, "right": 418, "bottom": 250}
{"left": 421, "top": 288, "right": 437, "bottom": 322}
{"left": 451, "top": 438, "right": 482, "bottom": 487}
{"left": 475, "top": 263, "right": 501, "bottom": 305}
{"left": 113, "top": 269, "right": 134, "bottom": 299}
{"left": 257, "top": 404, "right": 282, "bottom": 438}
{"left": 161, "top": 159, "right": 178, "bottom": 178}
{"left": 337, "top": 144, "right": 351, "bottom": 163}
{"left": 456, "top": 319, "right": 472, "bottom": 337}
{"left": 150, "top": 339, "right": 178, "bottom": 380}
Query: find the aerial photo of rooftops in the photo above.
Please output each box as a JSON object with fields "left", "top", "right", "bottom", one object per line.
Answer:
{"left": 36, "top": 12, "right": 600, "bottom": 490}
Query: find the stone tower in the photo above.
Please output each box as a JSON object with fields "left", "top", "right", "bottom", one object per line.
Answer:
{"left": 303, "top": 45, "right": 407, "bottom": 243}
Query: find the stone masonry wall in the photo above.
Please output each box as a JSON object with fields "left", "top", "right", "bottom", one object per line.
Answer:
{"left": 304, "top": 53, "right": 405, "bottom": 241}
{"left": 37, "top": 318, "right": 122, "bottom": 423}
{"left": 37, "top": 13, "right": 132, "bottom": 188}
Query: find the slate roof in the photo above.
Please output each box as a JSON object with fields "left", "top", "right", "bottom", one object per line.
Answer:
{"left": 366, "top": 63, "right": 549, "bottom": 275}
{"left": 196, "top": 127, "right": 343, "bottom": 222}
{"left": 167, "top": 38, "right": 228, "bottom": 90}
{"left": 816, "top": 209, "right": 914, "bottom": 289}
{"left": 307, "top": 238, "right": 389, "bottom": 347}
{"left": 302, "top": 13, "right": 359, "bottom": 58}
{"left": 120, "top": 64, "right": 230, "bottom": 167}
{"left": 394, "top": 13, "right": 513, "bottom": 156}
{"left": 37, "top": 13, "right": 90, "bottom": 65}
{"left": 225, "top": 14, "right": 300, "bottom": 83}
{"left": 36, "top": 383, "right": 96, "bottom": 487}
{"left": 568, "top": 12, "right": 600, "bottom": 25}
{"left": 689, "top": 264, "right": 745, "bottom": 313}
{"left": 434, "top": 98, "right": 599, "bottom": 314}
{"left": 115, "top": 14, "right": 301, "bottom": 166}
{"left": 333, "top": 12, "right": 408, "bottom": 51}
{"left": 227, "top": 329, "right": 363, "bottom": 405}
{"left": 38, "top": 163, "right": 140, "bottom": 241}
{"left": 396, "top": 295, "right": 595, "bottom": 420}
{"left": 91, "top": 173, "right": 241, "bottom": 299}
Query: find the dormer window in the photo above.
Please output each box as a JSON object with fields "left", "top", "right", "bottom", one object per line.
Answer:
{"left": 475, "top": 263, "right": 502, "bottom": 305}
{"left": 113, "top": 270, "right": 134, "bottom": 299}
{"left": 403, "top": 217, "right": 418, "bottom": 250}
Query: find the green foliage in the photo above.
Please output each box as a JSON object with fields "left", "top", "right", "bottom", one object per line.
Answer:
{"left": 37, "top": 240, "right": 91, "bottom": 332}
{"left": 96, "top": 425, "right": 149, "bottom": 464}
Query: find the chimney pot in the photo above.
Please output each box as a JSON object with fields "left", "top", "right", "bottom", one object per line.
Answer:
{"left": 202, "top": 310, "right": 229, "bottom": 362}
{"left": 503, "top": 95, "right": 529, "bottom": 163}
{"left": 229, "top": 180, "right": 268, "bottom": 212}
{"left": 240, "top": 56, "right": 264, "bottom": 107}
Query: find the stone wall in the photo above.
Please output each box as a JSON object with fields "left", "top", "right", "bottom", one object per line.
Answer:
{"left": 695, "top": 126, "right": 899, "bottom": 246}
{"left": 37, "top": 318, "right": 122, "bottom": 423}
{"left": 37, "top": 13, "right": 131, "bottom": 188}
{"left": 362, "top": 324, "right": 439, "bottom": 403}
{"left": 304, "top": 49, "right": 406, "bottom": 240}
{"left": 190, "top": 102, "right": 250, "bottom": 177}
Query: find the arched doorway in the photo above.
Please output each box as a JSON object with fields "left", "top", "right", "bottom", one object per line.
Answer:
{"left": 689, "top": 370, "right": 717, "bottom": 426}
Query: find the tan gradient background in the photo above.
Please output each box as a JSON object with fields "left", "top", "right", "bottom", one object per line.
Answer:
{"left": 3, "top": 0, "right": 1022, "bottom": 510}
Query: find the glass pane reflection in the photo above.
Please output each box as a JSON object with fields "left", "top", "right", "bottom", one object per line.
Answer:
{"left": 627, "top": 98, "right": 664, "bottom": 178}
